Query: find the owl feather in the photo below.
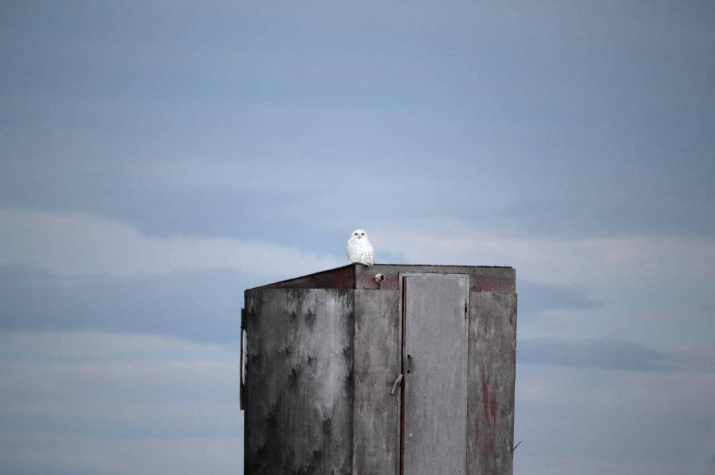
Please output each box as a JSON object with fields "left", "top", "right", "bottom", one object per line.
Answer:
{"left": 346, "top": 229, "right": 374, "bottom": 266}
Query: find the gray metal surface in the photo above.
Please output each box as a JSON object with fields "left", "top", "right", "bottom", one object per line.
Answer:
{"left": 254, "top": 264, "right": 515, "bottom": 293}
{"left": 358, "top": 265, "right": 515, "bottom": 293}
{"left": 467, "top": 292, "right": 517, "bottom": 475}
{"left": 403, "top": 274, "right": 469, "bottom": 475}
{"left": 243, "top": 266, "right": 517, "bottom": 475}
{"left": 353, "top": 290, "right": 401, "bottom": 475}
{"left": 244, "top": 288, "right": 354, "bottom": 474}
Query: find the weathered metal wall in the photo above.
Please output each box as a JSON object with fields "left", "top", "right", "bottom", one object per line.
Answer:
{"left": 244, "top": 288, "right": 354, "bottom": 474}
{"left": 352, "top": 290, "right": 401, "bottom": 475}
{"left": 243, "top": 265, "right": 517, "bottom": 475}
{"left": 467, "top": 292, "right": 517, "bottom": 475}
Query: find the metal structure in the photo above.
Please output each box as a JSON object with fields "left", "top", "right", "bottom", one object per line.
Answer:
{"left": 241, "top": 264, "right": 517, "bottom": 475}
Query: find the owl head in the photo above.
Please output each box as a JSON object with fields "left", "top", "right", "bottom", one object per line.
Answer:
{"left": 350, "top": 229, "right": 369, "bottom": 240}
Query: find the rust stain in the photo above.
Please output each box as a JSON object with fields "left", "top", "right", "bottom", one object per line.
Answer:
{"left": 480, "top": 378, "right": 499, "bottom": 455}
{"left": 360, "top": 365, "right": 369, "bottom": 382}
{"left": 481, "top": 380, "right": 498, "bottom": 427}
{"left": 471, "top": 275, "right": 515, "bottom": 292}
{"left": 481, "top": 380, "right": 491, "bottom": 422}
{"left": 490, "top": 396, "right": 498, "bottom": 424}
{"left": 259, "top": 265, "right": 356, "bottom": 290}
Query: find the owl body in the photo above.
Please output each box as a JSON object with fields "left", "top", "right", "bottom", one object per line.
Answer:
{"left": 346, "top": 229, "right": 374, "bottom": 266}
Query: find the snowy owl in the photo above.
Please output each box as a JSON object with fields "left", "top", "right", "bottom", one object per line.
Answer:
{"left": 346, "top": 229, "right": 374, "bottom": 266}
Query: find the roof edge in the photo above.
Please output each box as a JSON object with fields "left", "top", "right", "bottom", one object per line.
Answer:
{"left": 247, "top": 263, "right": 515, "bottom": 291}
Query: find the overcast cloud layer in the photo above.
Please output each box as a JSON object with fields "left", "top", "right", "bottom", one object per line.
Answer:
{"left": 1, "top": 1, "right": 714, "bottom": 474}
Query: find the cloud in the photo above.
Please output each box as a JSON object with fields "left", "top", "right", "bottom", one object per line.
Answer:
{"left": 702, "top": 453, "right": 715, "bottom": 475}
{"left": 0, "top": 331, "right": 231, "bottom": 363}
{"left": 131, "top": 159, "right": 340, "bottom": 194}
{"left": 3, "top": 0, "right": 714, "bottom": 248}
{"left": 0, "top": 331, "right": 244, "bottom": 474}
{"left": 518, "top": 338, "right": 673, "bottom": 372}
{"left": 0, "top": 207, "right": 341, "bottom": 277}
{"left": 515, "top": 364, "right": 715, "bottom": 475}
{"left": 3, "top": 331, "right": 713, "bottom": 475}
{"left": 517, "top": 281, "right": 601, "bottom": 313}
{"left": 0, "top": 266, "right": 250, "bottom": 343}
{"left": 513, "top": 455, "right": 685, "bottom": 475}
{"left": 0, "top": 433, "right": 243, "bottom": 475}
{"left": 377, "top": 223, "right": 715, "bottom": 289}
{"left": 515, "top": 302, "right": 715, "bottom": 349}
{"left": 667, "top": 345, "right": 715, "bottom": 374}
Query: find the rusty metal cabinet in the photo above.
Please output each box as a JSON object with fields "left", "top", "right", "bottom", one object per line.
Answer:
{"left": 242, "top": 264, "right": 516, "bottom": 475}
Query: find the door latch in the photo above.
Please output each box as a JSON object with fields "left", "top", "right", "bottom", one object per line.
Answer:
{"left": 390, "top": 373, "right": 404, "bottom": 395}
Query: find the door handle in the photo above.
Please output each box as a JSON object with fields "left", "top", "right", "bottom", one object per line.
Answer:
{"left": 390, "top": 373, "right": 404, "bottom": 395}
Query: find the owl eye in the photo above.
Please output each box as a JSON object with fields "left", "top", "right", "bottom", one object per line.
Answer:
{"left": 361, "top": 233, "right": 365, "bottom": 236}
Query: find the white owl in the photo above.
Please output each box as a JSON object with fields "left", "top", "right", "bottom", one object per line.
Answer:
{"left": 346, "top": 229, "right": 374, "bottom": 266}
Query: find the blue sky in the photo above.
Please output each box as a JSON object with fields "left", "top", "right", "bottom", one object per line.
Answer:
{"left": 1, "top": 1, "right": 714, "bottom": 474}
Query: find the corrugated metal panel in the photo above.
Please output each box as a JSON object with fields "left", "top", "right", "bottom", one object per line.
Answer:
{"left": 467, "top": 292, "right": 517, "bottom": 475}
{"left": 352, "top": 290, "right": 401, "bottom": 475}
{"left": 402, "top": 274, "right": 469, "bottom": 475}
{"left": 244, "top": 288, "right": 354, "bottom": 474}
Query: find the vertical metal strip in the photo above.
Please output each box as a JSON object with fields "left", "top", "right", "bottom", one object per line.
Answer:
{"left": 464, "top": 288, "right": 470, "bottom": 473}
{"left": 400, "top": 277, "right": 408, "bottom": 475}
{"left": 240, "top": 307, "right": 246, "bottom": 410}
{"left": 349, "top": 289, "right": 356, "bottom": 474}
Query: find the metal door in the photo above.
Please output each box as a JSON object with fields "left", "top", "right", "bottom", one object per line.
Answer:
{"left": 401, "top": 274, "right": 469, "bottom": 475}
